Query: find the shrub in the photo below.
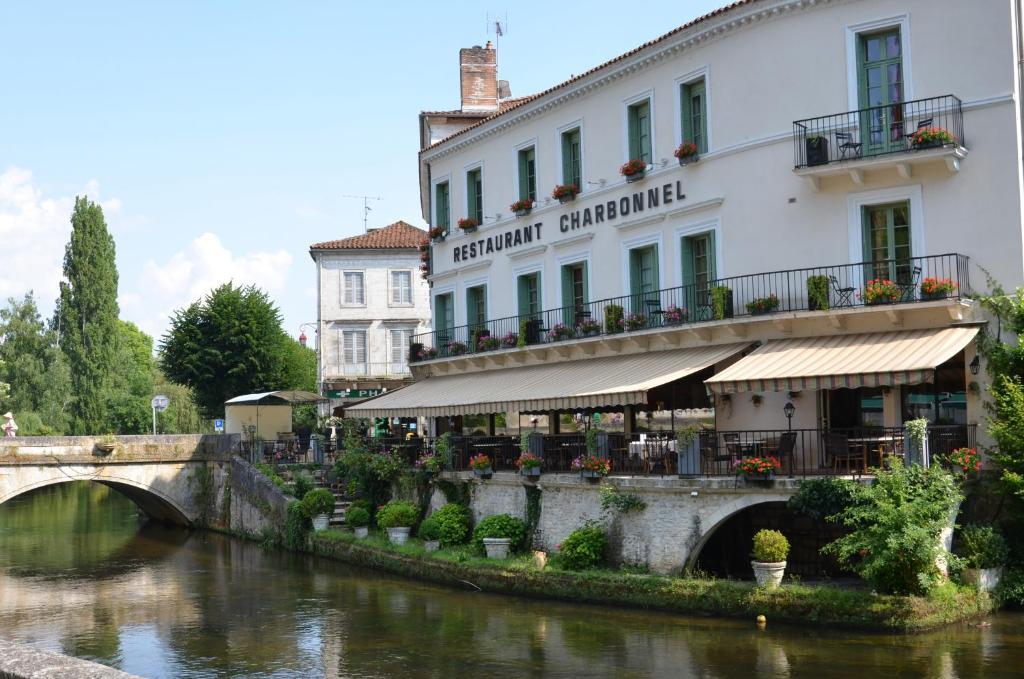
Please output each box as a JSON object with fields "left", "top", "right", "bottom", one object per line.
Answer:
{"left": 432, "top": 503, "right": 471, "bottom": 547}
{"left": 255, "top": 462, "right": 288, "bottom": 492}
{"left": 752, "top": 529, "right": 790, "bottom": 563}
{"left": 996, "top": 568, "right": 1024, "bottom": 608}
{"left": 284, "top": 500, "right": 311, "bottom": 550}
{"left": 824, "top": 459, "right": 962, "bottom": 595}
{"left": 558, "top": 521, "right": 607, "bottom": 570}
{"left": 807, "top": 275, "right": 830, "bottom": 311}
{"left": 604, "top": 304, "right": 624, "bottom": 334}
{"left": 418, "top": 516, "right": 441, "bottom": 541}
{"left": 472, "top": 514, "right": 528, "bottom": 554}
{"left": 958, "top": 525, "right": 1009, "bottom": 569}
{"left": 349, "top": 498, "right": 372, "bottom": 513}
{"left": 788, "top": 477, "right": 861, "bottom": 520}
{"left": 376, "top": 500, "right": 419, "bottom": 529}
{"left": 292, "top": 472, "right": 314, "bottom": 500}
{"left": 301, "top": 488, "right": 336, "bottom": 517}
{"left": 345, "top": 505, "right": 370, "bottom": 528}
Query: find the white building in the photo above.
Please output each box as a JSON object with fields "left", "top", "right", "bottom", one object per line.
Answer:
{"left": 350, "top": 0, "right": 1022, "bottom": 471}
{"left": 309, "top": 221, "right": 431, "bottom": 416}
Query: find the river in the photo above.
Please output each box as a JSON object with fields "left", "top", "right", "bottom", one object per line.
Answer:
{"left": 1, "top": 482, "right": 1023, "bottom": 678}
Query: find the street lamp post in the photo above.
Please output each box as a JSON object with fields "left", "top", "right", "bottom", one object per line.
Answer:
{"left": 783, "top": 401, "right": 795, "bottom": 432}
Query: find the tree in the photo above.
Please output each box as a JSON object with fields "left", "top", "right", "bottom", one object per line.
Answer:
{"left": 104, "top": 321, "right": 156, "bottom": 434}
{"left": 152, "top": 372, "right": 207, "bottom": 434}
{"left": 56, "top": 197, "right": 120, "bottom": 434}
{"left": 159, "top": 283, "right": 297, "bottom": 419}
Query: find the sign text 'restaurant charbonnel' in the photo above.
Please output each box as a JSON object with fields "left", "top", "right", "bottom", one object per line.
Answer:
{"left": 452, "top": 180, "right": 685, "bottom": 263}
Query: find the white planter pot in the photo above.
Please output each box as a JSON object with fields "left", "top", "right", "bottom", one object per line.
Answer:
{"left": 312, "top": 514, "right": 330, "bottom": 532}
{"left": 483, "top": 537, "right": 512, "bottom": 559}
{"left": 963, "top": 567, "right": 1003, "bottom": 593}
{"left": 387, "top": 527, "right": 411, "bottom": 545}
{"left": 751, "top": 560, "right": 787, "bottom": 589}
{"left": 424, "top": 539, "right": 440, "bottom": 553}
{"left": 353, "top": 526, "right": 368, "bottom": 539}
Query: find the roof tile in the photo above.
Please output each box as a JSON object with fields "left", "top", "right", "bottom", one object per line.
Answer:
{"left": 310, "top": 220, "right": 427, "bottom": 250}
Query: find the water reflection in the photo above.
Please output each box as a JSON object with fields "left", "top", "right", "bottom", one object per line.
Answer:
{"left": 1, "top": 482, "right": 1024, "bottom": 677}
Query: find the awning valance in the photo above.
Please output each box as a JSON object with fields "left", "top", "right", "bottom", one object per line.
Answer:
{"left": 704, "top": 327, "right": 978, "bottom": 394}
{"left": 345, "top": 343, "right": 751, "bottom": 418}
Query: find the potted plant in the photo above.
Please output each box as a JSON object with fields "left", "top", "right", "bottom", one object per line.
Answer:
{"left": 675, "top": 424, "right": 703, "bottom": 476}
{"left": 620, "top": 312, "right": 647, "bottom": 331}
{"left": 510, "top": 198, "right": 534, "bottom": 217}
{"left": 904, "top": 418, "right": 929, "bottom": 466}
{"left": 663, "top": 305, "right": 688, "bottom": 325}
{"left": 620, "top": 159, "right": 647, "bottom": 183}
{"left": 745, "top": 294, "right": 780, "bottom": 316}
{"left": 418, "top": 346, "right": 438, "bottom": 360}
{"left": 920, "top": 277, "right": 957, "bottom": 301}
{"left": 418, "top": 516, "right": 442, "bottom": 552}
{"left": 751, "top": 529, "right": 790, "bottom": 589}
{"left": 736, "top": 455, "right": 781, "bottom": 482}
{"left": 419, "top": 262, "right": 430, "bottom": 280}
{"left": 806, "top": 275, "right": 830, "bottom": 311}
{"left": 516, "top": 452, "right": 542, "bottom": 478}
{"left": 948, "top": 447, "right": 982, "bottom": 475}
{"left": 577, "top": 318, "right": 601, "bottom": 336}
{"left": 910, "top": 126, "right": 956, "bottom": 150}
{"left": 861, "top": 279, "right": 900, "bottom": 305}
{"left": 376, "top": 500, "right": 419, "bottom": 544}
{"left": 478, "top": 335, "right": 502, "bottom": 351}
{"left": 604, "top": 304, "right": 624, "bottom": 334}
{"left": 457, "top": 217, "right": 480, "bottom": 233}
{"left": 427, "top": 226, "right": 446, "bottom": 242}
{"left": 805, "top": 134, "right": 829, "bottom": 166}
{"left": 957, "top": 525, "right": 1007, "bottom": 592}
{"left": 302, "top": 488, "right": 336, "bottom": 532}
{"left": 572, "top": 455, "right": 611, "bottom": 480}
{"left": 711, "top": 286, "right": 734, "bottom": 320}
{"left": 469, "top": 453, "right": 493, "bottom": 479}
{"left": 95, "top": 433, "right": 117, "bottom": 454}
{"left": 546, "top": 323, "right": 574, "bottom": 341}
{"left": 552, "top": 184, "right": 580, "bottom": 203}
{"left": 501, "top": 331, "right": 519, "bottom": 348}
{"left": 345, "top": 505, "right": 370, "bottom": 538}
{"left": 674, "top": 141, "right": 699, "bottom": 165}
{"left": 473, "top": 514, "right": 527, "bottom": 559}
{"left": 414, "top": 452, "right": 441, "bottom": 476}
{"left": 447, "top": 340, "right": 468, "bottom": 356}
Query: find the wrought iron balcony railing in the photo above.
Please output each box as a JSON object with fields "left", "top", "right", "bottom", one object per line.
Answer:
{"left": 324, "top": 362, "right": 411, "bottom": 378}
{"left": 793, "top": 94, "right": 964, "bottom": 169}
{"left": 410, "top": 253, "right": 970, "bottom": 362}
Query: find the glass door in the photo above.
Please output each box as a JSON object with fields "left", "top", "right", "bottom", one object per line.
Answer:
{"left": 862, "top": 202, "right": 912, "bottom": 284}
{"left": 858, "top": 28, "right": 904, "bottom": 155}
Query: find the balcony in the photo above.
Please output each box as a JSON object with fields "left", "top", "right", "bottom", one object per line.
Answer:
{"left": 793, "top": 95, "right": 967, "bottom": 190}
{"left": 410, "top": 253, "right": 971, "bottom": 363}
{"left": 326, "top": 362, "right": 411, "bottom": 380}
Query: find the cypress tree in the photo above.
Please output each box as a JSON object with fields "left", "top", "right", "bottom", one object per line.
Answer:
{"left": 57, "top": 197, "right": 120, "bottom": 434}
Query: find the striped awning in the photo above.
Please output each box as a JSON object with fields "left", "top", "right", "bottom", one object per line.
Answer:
{"left": 704, "top": 327, "right": 978, "bottom": 394}
{"left": 345, "top": 343, "right": 751, "bottom": 418}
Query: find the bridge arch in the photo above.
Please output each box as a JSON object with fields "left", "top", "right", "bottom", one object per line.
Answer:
{"left": 686, "top": 494, "right": 783, "bottom": 571}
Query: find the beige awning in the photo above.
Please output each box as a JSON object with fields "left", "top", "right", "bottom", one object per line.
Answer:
{"left": 345, "top": 343, "right": 751, "bottom": 418}
{"left": 705, "top": 327, "right": 978, "bottom": 394}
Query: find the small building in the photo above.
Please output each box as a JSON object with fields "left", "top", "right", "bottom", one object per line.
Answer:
{"left": 224, "top": 391, "right": 323, "bottom": 440}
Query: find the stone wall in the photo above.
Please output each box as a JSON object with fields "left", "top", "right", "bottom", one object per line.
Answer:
{"left": 225, "top": 456, "right": 291, "bottom": 538}
{"left": 0, "top": 434, "right": 239, "bottom": 462}
{"left": 0, "top": 638, "right": 141, "bottom": 678}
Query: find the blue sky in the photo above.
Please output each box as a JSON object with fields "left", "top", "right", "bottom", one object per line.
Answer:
{"left": 2, "top": 0, "right": 723, "bottom": 342}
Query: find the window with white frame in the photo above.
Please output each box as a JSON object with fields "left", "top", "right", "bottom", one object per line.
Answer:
{"left": 391, "top": 270, "right": 412, "bottom": 305}
{"left": 342, "top": 330, "right": 366, "bottom": 374}
{"left": 390, "top": 328, "right": 411, "bottom": 373}
{"left": 342, "top": 271, "right": 365, "bottom": 306}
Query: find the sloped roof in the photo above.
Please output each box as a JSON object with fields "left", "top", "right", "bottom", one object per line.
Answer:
{"left": 421, "top": 97, "right": 537, "bottom": 118}
{"left": 309, "top": 221, "right": 427, "bottom": 251}
{"left": 422, "top": 0, "right": 758, "bottom": 152}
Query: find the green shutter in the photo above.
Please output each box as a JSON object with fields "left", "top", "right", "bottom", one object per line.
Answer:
{"left": 630, "top": 101, "right": 651, "bottom": 163}
{"left": 561, "top": 133, "right": 572, "bottom": 185}
{"left": 650, "top": 245, "right": 660, "bottom": 295}
{"left": 629, "top": 251, "right": 641, "bottom": 296}
{"left": 517, "top": 275, "right": 530, "bottom": 317}
{"left": 518, "top": 148, "right": 534, "bottom": 201}
{"left": 435, "top": 183, "right": 449, "bottom": 230}
{"left": 681, "top": 237, "right": 695, "bottom": 288}
{"left": 706, "top": 232, "right": 717, "bottom": 281}
{"left": 581, "top": 261, "right": 589, "bottom": 305}
{"left": 561, "top": 266, "right": 573, "bottom": 309}
{"left": 466, "top": 171, "right": 476, "bottom": 222}
{"left": 682, "top": 80, "right": 707, "bottom": 154}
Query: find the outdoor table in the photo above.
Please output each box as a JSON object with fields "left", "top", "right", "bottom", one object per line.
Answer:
{"left": 848, "top": 435, "right": 900, "bottom": 467}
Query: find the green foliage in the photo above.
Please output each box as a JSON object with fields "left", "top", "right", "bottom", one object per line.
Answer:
{"left": 376, "top": 500, "right": 419, "bottom": 528}
{"left": 558, "top": 520, "right": 607, "bottom": 570}
{"left": 191, "top": 464, "right": 216, "bottom": 525}
{"left": 517, "top": 319, "right": 528, "bottom": 348}
{"left": 599, "top": 484, "right": 647, "bottom": 515}
{"left": 957, "top": 525, "right": 1009, "bottom": 569}
{"left": 711, "top": 286, "right": 732, "bottom": 320}
{"left": 418, "top": 516, "right": 441, "bottom": 541}
{"left": 432, "top": 503, "right": 471, "bottom": 548}
{"left": 675, "top": 424, "right": 701, "bottom": 447}
{"left": 345, "top": 505, "right": 370, "bottom": 528}
{"left": 255, "top": 462, "right": 289, "bottom": 493}
{"left": 788, "top": 477, "right": 861, "bottom": 520}
{"left": 519, "top": 431, "right": 530, "bottom": 455}
{"left": 292, "top": 472, "right": 314, "bottom": 500}
{"left": 152, "top": 372, "right": 206, "bottom": 433}
{"left": 905, "top": 418, "right": 928, "bottom": 446}
{"left": 472, "top": 514, "right": 527, "bottom": 554}
{"left": 159, "top": 282, "right": 301, "bottom": 419}
{"left": 525, "top": 485, "right": 542, "bottom": 538}
{"left": 824, "top": 460, "right": 962, "bottom": 595}
{"left": 301, "top": 488, "right": 335, "bottom": 517}
{"left": 996, "top": 568, "right": 1024, "bottom": 608}
{"left": 333, "top": 447, "right": 406, "bottom": 509}
{"left": 752, "top": 529, "right": 790, "bottom": 563}
{"left": 603, "top": 304, "right": 623, "bottom": 333}
{"left": 807, "top": 275, "right": 830, "bottom": 311}
{"left": 284, "top": 500, "right": 311, "bottom": 550}
{"left": 57, "top": 197, "right": 120, "bottom": 434}
{"left": 585, "top": 427, "right": 600, "bottom": 455}
{"left": 101, "top": 320, "right": 156, "bottom": 434}
{"left": 435, "top": 432, "right": 453, "bottom": 470}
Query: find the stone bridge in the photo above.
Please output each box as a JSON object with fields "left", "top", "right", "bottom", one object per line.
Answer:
{"left": 0, "top": 435, "right": 288, "bottom": 535}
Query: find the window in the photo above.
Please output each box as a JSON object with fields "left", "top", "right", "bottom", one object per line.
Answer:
{"left": 680, "top": 79, "right": 707, "bottom": 153}
{"left": 390, "top": 270, "right": 412, "bottom": 306}
{"left": 435, "top": 181, "right": 450, "bottom": 231}
{"left": 560, "top": 262, "right": 588, "bottom": 326}
{"left": 517, "top": 272, "right": 541, "bottom": 317}
{"left": 466, "top": 168, "right": 483, "bottom": 224}
{"left": 466, "top": 285, "right": 487, "bottom": 328}
{"left": 342, "top": 330, "right": 366, "bottom": 374}
{"left": 629, "top": 245, "right": 659, "bottom": 296}
{"left": 862, "top": 202, "right": 911, "bottom": 283}
{"left": 390, "top": 328, "right": 411, "bottom": 374}
{"left": 434, "top": 293, "right": 454, "bottom": 339}
{"left": 858, "top": 28, "right": 903, "bottom": 152}
{"left": 682, "top": 232, "right": 716, "bottom": 313}
{"left": 561, "top": 127, "right": 582, "bottom": 188}
{"left": 627, "top": 99, "right": 652, "bottom": 163}
{"left": 342, "top": 271, "right": 364, "bottom": 305}
{"left": 517, "top": 146, "right": 536, "bottom": 201}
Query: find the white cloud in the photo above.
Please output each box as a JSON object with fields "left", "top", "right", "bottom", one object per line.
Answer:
{"left": 124, "top": 232, "right": 293, "bottom": 339}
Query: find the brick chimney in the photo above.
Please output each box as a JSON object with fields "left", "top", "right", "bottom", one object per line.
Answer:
{"left": 460, "top": 41, "right": 498, "bottom": 113}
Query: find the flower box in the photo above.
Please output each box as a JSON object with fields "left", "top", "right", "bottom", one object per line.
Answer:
{"left": 862, "top": 279, "right": 900, "bottom": 306}
{"left": 520, "top": 466, "right": 541, "bottom": 478}
{"left": 745, "top": 295, "right": 779, "bottom": 316}
{"left": 510, "top": 199, "right": 534, "bottom": 217}
{"left": 552, "top": 184, "right": 580, "bottom": 203}
{"left": 473, "top": 467, "right": 493, "bottom": 479}
{"left": 620, "top": 159, "right": 647, "bottom": 183}
{"left": 910, "top": 127, "right": 956, "bottom": 150}
{"left": 457, "top": 218, "right": 480, "bottom": 234}
{"left": 674, "top": 141, "right": 699, "bottom": 166}
{"left": 920, "top": 277, "right": 956, "bottom": 301}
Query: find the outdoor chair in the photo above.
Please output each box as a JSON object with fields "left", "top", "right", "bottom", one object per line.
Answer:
{"left": 835, "top": 131, "right": 862, "bottom": 160}
{"left": 898, "top": 266, "right": 922, "bottom": 303}
{"left": 904, "top": 117, "right": 934, "bottom": 146}
{"left": 644, "top": 299, "right": 665, "bottom": 326}
{"left": 772, "top": 431, "right": 797, "bottom": 476}
{"left": 700, "top": 431, "right": 734, "bottom": 475}
{"left": 829, "top": 275, "right": 855, "bottom": 307}
{"left": 824, "top": 432, "right": 866, "bottom": 475}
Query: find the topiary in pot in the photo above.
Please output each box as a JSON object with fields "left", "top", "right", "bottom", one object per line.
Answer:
{"left": 472, "top": 513, "right": 527, "bottom": 558}
{"left": 751, "top": 528, "right": 789, "bottom": 589}
{"left": 345, "top": 505, "right": 370, "bottom": 538}
{"left": 302, "top": 488, "right": 336, "bottom": 531}
{"left": 807, "top": 275, "right": 830, "bottom": 311}
{"left": 418, "top": 516, "right": 442, "bottom": 552}
{"left": 377, "top": 500, "right": 419, "bottom": 545}
{"left": 604, "top": 304, "right": 624, "bottom": 334}
{"left": 432, "top": 503, "right": 471, "bottom": 548}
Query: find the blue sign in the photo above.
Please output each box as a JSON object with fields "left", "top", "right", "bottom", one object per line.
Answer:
{"left": 214, "top": 419, "right": 224, "bottom": 433}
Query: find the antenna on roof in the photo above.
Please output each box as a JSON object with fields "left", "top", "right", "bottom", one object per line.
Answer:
{"left": 341, "top": 194, "right": 383, "bottom": 232}
{"left": 487, "top": 12, "right": 508, "bottom": 61}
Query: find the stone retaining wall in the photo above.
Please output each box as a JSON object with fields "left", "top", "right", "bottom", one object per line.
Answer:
{"left": 226, "top": 456, "right": 292, "bottom": 538}
{"left": 0, "top": 638, "right": 141, "bottom": 678}
{"left": 0, "top": 434, "right": 239, "bottom": 462}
